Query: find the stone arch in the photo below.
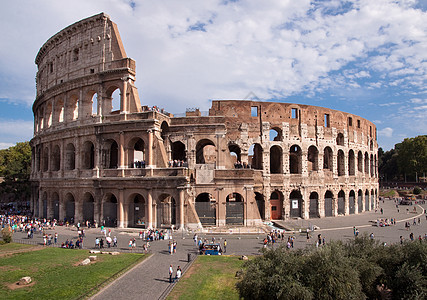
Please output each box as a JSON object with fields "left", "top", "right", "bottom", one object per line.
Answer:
{"left": 43, "top": 146, "right": 49, "bottom": 172}
{"left": 255, "top": 192, "right": 265, "bottom": 220}
{"left": 323, "top": 147, "right": 333, "bottom": 172}
{"left": 42, "top": 192, "right": 48, "bottom": 218}
{"left": 269, "top": 127, "right": 282, "bottom": 141}
{"left": 172, "top": 141, "right": 186, "bottom": 162}
{"left": 270, "top": 145, "right": 282, "bottom": 174}
{"left": 46, "top": 102, "right": 53, "bottom": 128}
{"left": 128, "top": 137, "right": 145, "bottom": 168}
{"left": 157, "top": 193, "right": 177, "bottom": 227}
{"left": 365, "top": 189, "right": 370, "bottom": 212}
{"left": 309, "top": 192, "right": 319, "bottom": 218}
{"left": 51, "top": 145, "right": 61, "bottom": 171}
{"left": 289, "top": 190, "right": 303, "bottom": 218}
{"left": 67, "top": 94, "right": 79, "bottom": 121}
{"left": 195, "top": 193, "right": 216, "bottom": 226}
{"left": 337, "top": 150, "right": 345, "bottom": 176}
{"left": 249, "top": 143, "right": 263, "bottom": 170}
{"left": 349, "top": 190, "right": 356, "bottom": 214}
{"left": 358, "top": 190, "right": 363, "bottom": 213}
{"left": 129, "top": 193, "right": 145, "bottom": 227}
{"left": 229, "top": 143, "right": 241, "bottom": 166}
{"left": 52, "top": 192, "right": 59, "bottom": 220}
{"left": 348, "top": 149, "right": 355, "bottom": 175}
{"left": 103, "top": 193, "right": 118, "bottom": 227}
{"left": 55, "top": 98, "right": 64, "bottom": 123}
{"left": 370, "top": 140, "right": 373, "bottom": 151}
{"left": 65, "top": 143, "right": 75, "bottom": 170}
{"left": 103, "top": 139, "right": 118, "bottom": 169}
{"left": 160, "top": 121, "right": 169, "bottom": 141}
{"left": 364, "top": 152, "right": 369, "bottom": 175}
{"left": 196, "top": 139, "right": 216, "bottom": 164}
{"left": 290, "top": 144, "right": 302, "bottom": 174}
{"left": 65, "top": 192, "right": 75, "bottom": 223}
{"left": 338, "top": 190, "right": 345, "bottom": 215}
{"left": 226, "top": 193, "right": 244, "bottom": 225}
{"left": 82, "top": 141, "right": 95, "bottom": 169}
{"left": 83, "top": 192, "right": 95, "bottom": 223}
{"left": 324, "top": 190, "right": 334, "bottom": 217}
{"left": 336, "top": 132, "right": 344, "bottom": 146}
{"left": 370, "top": 154, "right": 374, "bottom": 177}
{"left": 106, "top": 86, "right": 121, "bottom": 113}
{"left": 270, "top": 190, "right": 283, "bottom": 220}
{"left": 307, "top": 146, "right": 319, "bottom": 172}
{"left": 90, "top": 92, "right": 98, "bottom": 115}
{"left": 357, "top": 151, "right": 363, "bottom": 173}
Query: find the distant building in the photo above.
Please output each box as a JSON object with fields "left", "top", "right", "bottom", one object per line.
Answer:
{"left": 30, "top": 13, "right": 379, "bottom": 228}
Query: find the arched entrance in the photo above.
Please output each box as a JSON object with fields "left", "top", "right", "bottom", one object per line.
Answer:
{"left": 195, "top": 193, "right": 216, "bottom": 226}
{"left": 255, "top": 192, "right": 265, "bottom": 220}
{"left": 42, "top": 192, "right": 48, "bottom": 219}
{"left": 324, "top": 191, "right": 333, "bottom": 217}
{"left": 349, "top": 190, "right": 356, "bottom": 214}
{"left": 365, "top": 190, "right": 370, "bottom": 212}
{"left": 289, "top": 190, "right": 302, "bottom": 218}
{"left": 103, "top": 194, "right": 117, "bottom": 227}
{"left": 65, "top": 193, "right": 75, "bottom": 223}
{"left": 83, "top": 193, "right": 95, "bottom": 223}
{"left": 226, "top": 193, "right": 244, "bottom": 225}
{"left": 129, "top": 194, "right": 145, "bottom": 227}
{"left": 157, "top": 194, "right": 177, "bottom": 227}
{"left": 358, "top": 190, "right": 363, "bottom": 213}
{"left": 309, "top": 192, "right": 319, "bottom": 218}
{"left": 338, "top": 190, "right": 345, "bottom": 215}
{"left": 270, "top": 191, "right": 283, "bottom": 220}
{"left": 52, "top": 192, "right": 59, "bottom": 220}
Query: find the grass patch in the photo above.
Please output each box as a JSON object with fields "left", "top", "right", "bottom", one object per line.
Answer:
{"left": 167, "top": 256, "right": 245, "bottom": 300}
{"left": 0, "top": 247, "right": 146, "bottom": 299}
{"left": 0, "top": 243, "right": 35, "bottom": 253}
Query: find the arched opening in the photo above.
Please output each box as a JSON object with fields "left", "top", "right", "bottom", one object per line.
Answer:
{"left": 289, "top": 190, "right": 302, "bottom": 218}
{"left": 65, "top": 193, "right": 75, "bottom": 223}
{"left": 374, "top": 155, "right": 377, "bottom": 178}
{"left": 357, "top": 151, "right": 363, "bottom": 173}
{"left": 255, "top": 192, "right": 264, "bottom": 220}
{"left": 111, "top": 88, "right": 121, "bottom": 112}
{"left": 42, "top": 192, "right": 48, "bottom": 219}
{"left": 229, "top": 143, "right": 241, "bottom": 167}
{"left": 307, "top": 146, "right": 319, "bottom": 172}
{"left": 226, "top": 193, "right": 244, "bottom": 225}
{"left": 336, "top": 133, "right": 344, "bottom": 146}
{"left": 337, "top": 150, "right": 345, "bottom": 176}
{"left": 36, "top": 147, "right": 41, "bottom": 172}
{"left": 269, "top": 127, "right": 282, "bottom": 141}
{"left": 46, "top": 102, "right": 53, "bottom": 128}
{"left": 129, "top": 138, "right": 145, "bottom": 168}
{"left": 338, "top": 190, "right": 345, "bottom": 215}
{"left": 65, "top": 143, "right": 75, "bottom": 170}
{"left": 349, "top": 190, "right": 356, "bottom": 214}
{"left": 196, "top": 139, "right": 216, "bottom": 164}
{"left": 358, "top": 190, "right": 363, "bottom": 213}
{"left": 270, "top": 191, "right": 283, "bottom": 220}
{"left": 370, "top": 154, "right": 374, "bottom": 177}
{"left": 43, "top": 147, "right": 49, "bottom": 172}
{"left": 160, "top": 121, "right": 169, "bottom": 141}
{"left": 172, "top": 141, "right": 186, "bottom": 162}
{"left": 52, "top": 145, "right": 61, "bottom": 171}
{"left": 68, "top": 95, "right": 79, "bottom": 121}
{"left": 309, "top": 192, "right": 319, "bottom": 218}
{"left": 249, "top": 143, "right": 263, "bottom": 170}
{"left": 55, "top": 99, "right": 64, "bottom": 123}
{"left": 83, "top": 193, "right": 94, "bottom": 223}
{"left": 52, "top": 192, "right": 59, "bottom": 220}
{"left": 82, "top": 141, "right": 95, "bottom": 169}
{"left": 290, "top": 145, "right": 302, "bottom": 174}
{"left": 103, "top": 139, "right": 118, "bottom": 169}
{"left": 371, "top": 189, "right": 375, "bottom": 210}
{"left": 370, "top": 140, "right": 373, "bottom": 151}
{"left": 323, "top": 147, "right": 333, "bottom": 172}
{"left": 129, "top": 194, "right": 145, "bottom": 227}
{"left": 324, "top": 190, "right": 334, "bottom": 217}
{"left": 195, "top": 193, "right": 216, "bottom": 226}
{"left": 103, "top": 194, "right": 117, "bottom": 227}
{"left": 270, "top": 145, "right": 282, "bottom": 174}
{"left": 364, "top": 152, "right": 369, "bottom": 175}
{"left": 348, "top": 150, "right": 355, "bottom": 175}
{"left": 157, "top": 194, "right": 177, "bottom": 227}
{"left": 91, "top": 93, "right": 98, "bottom": 115}
{"left": 365, "top": 190, "right": 370, "bottom": 212}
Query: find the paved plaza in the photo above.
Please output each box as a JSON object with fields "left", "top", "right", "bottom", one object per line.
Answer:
{"left": 11, "top": 198, "right": 427, "bottom": 299}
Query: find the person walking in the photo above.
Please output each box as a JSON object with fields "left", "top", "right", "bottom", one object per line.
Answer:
{"left": 169, "top": 265, "right": 173, "bottom": 283}
{"left": 176, "top": 266, "right": 182, "bottom": 281}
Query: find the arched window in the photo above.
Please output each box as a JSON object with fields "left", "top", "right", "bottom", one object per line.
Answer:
{"left": 337, "top": 150, "right": 345, "bottom": 176}
{"left": 370, "top": 154, "right": 374, "bottom": 177}
{"left": 52, "top": 145, "right": 61, "bottom": 171}
{"left": 103, "top": 139, "right": 118, "bottom": 169}
{"left": 82, "top": 141, "right": 95, "bottom": 169}
{"left": 65, "top": 143, "right": 75, "bottom": 170}
{"left": 307, "top": 146, "right": 319, "bottom": 172}
{"left": 43, "top": 147, "right": 49, "bottom": 172}
{"left": 46, "top": 102, "right": 53, "bottom": 128}
{"left": 357, "top": 151, "right": 363, "bottom": 173}
{"left": 229, "top": 143, "right": 241, "bottom": 167}
{"left": 112, "top": 89, "right": 120, "bottom": 112}
{"left": 336, "top": 133, "right": 344, "bottom": 146}
{"left": 67, "top": 95, "right": 79, "bottom": 121}
{"left": 348, "top": 150, "right": 355, "bottom": 175}
{"left": 172, "top": 141, "right": 186, "bottom": 162}
{"left": 364, "top": 152, "right": 369, "bottom": 175}
{"left": 290, "top": 145, "right": 302, "bottom": 174}
{"left": 128, "top": 138, "right": 145, "bottom": 168}
{"left": 249, "top": 144, "right": 263, "bottom": 170}
{"left": 91, "top": 93, "right": 98, "bottom": 115}
{"left": 196, "top": 139, "right": 216, "bottom": 164}
{"left": 323, "top": 147, "right": 333, "bottom": 171}
{"left": 269, "top": 127, "right": 282, "bottom": 141}
{"left": 55, "top": 99, "right": 64, "bottom": 123}
{"left": 106, "top": 86, "right": 121, "bottom": 114}
{"left": 270, "top": 145, "right": 282, "bottom": 174}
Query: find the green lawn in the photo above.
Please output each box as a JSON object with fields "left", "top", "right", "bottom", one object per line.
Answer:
{"left": 0, "top": 245, "right": 146, "bottom": 299}
{"left": 0, "top": 242, "right": 34, "bottom": 252}
{"left": 167, "top": 255, "right": 245, "bottom": 300}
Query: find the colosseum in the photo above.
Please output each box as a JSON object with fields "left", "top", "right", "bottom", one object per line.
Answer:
{"left": 30, "top": 13, "right": 379, "bottom": 229}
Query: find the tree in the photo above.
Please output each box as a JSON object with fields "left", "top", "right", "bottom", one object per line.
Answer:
{"left": 396, "top": 135, "right": 427, "bottom": 181}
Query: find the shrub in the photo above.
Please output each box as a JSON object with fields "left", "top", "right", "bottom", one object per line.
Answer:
{"left": 413, "top": 186, "right": 422, "bottom": 195}
{"left": 1, "top": 225, "right": 13, "bottom": 243}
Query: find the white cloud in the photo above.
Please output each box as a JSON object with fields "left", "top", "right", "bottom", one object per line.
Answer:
{"left": 0, "top": 120, "right": 33, "bottom": 144}
{"left": 378, "top": 127, "right": 393, "bottom": 137}
{"left": 0, "top": 143, "right": 15, "bottom": 150}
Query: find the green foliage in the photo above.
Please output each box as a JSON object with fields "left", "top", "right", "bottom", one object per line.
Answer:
{"left": 1, "top": 225, "right": 13, "bottom": 243}
{"left": 237, "top": 237, "right": 427, "bottom": 300}
{"left": 0, "top": 141, "right": 31, "bottom": 202}
{"left": 413, "top": 186, "right": 422, "bottom": 195}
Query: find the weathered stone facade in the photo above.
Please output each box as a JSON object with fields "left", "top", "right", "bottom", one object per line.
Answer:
{"left": 30, "top": 13, "right": 379, "bottom": 229}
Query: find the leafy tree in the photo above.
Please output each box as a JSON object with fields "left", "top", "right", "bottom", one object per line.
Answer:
{"left": 396, "top": 135, "right": 427, "bottom": 181}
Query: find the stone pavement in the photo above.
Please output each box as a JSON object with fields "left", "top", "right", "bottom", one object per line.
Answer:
{"left": 10, "top": 199, "right": 427, "bottom": 299}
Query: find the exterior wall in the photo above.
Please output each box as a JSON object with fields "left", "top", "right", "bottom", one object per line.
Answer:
{"left": 30, "top": 14, "right": 379, "bottom": 229}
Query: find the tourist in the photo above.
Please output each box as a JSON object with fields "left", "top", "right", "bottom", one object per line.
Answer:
{"left": 176, "top": 266, "right": 182, "bottom": 281}
{"left": 169, "top": 265, "right": 173, "bottom": 283}
{"left": 224, "top": 239, "right": 227, "bottom": 253}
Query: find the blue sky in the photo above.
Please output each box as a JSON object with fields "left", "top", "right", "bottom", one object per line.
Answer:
{"left": 0, "top": 0, "right": 426, "bottom": 150}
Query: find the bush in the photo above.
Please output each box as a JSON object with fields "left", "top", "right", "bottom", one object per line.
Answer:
{"left": 413, "top": 186, "right": 422, "bottom": 195}
{"left": 1, "top": 225, "right": 13, "bottom": 243}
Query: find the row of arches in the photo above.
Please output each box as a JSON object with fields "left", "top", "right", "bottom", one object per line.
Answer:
{"left": 35, "top": 87, "right": 121, "bottom": 132}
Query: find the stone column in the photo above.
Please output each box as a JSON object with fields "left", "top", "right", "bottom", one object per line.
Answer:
{"left": 118, "top": 189, "right": 125, "bottom": 228}
{"left": 147, "top": 129, "right": 154, "bottom": 167}
{"left": 178, "top": 188, "right": 185, "bottom": 229}
{"left": 119, "top": 131, "right": 125, "bottom": 171}
{"left": 147, "top": 191, "right": 153, "bottom": 229}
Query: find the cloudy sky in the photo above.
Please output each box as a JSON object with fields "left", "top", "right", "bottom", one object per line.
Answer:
{"left": 0, "top": 0, "right": 426, "bottom": 150}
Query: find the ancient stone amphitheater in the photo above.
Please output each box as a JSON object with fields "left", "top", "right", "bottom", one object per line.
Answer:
{"left": 30, "top": 13, "right": 378, "bottom": 229}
